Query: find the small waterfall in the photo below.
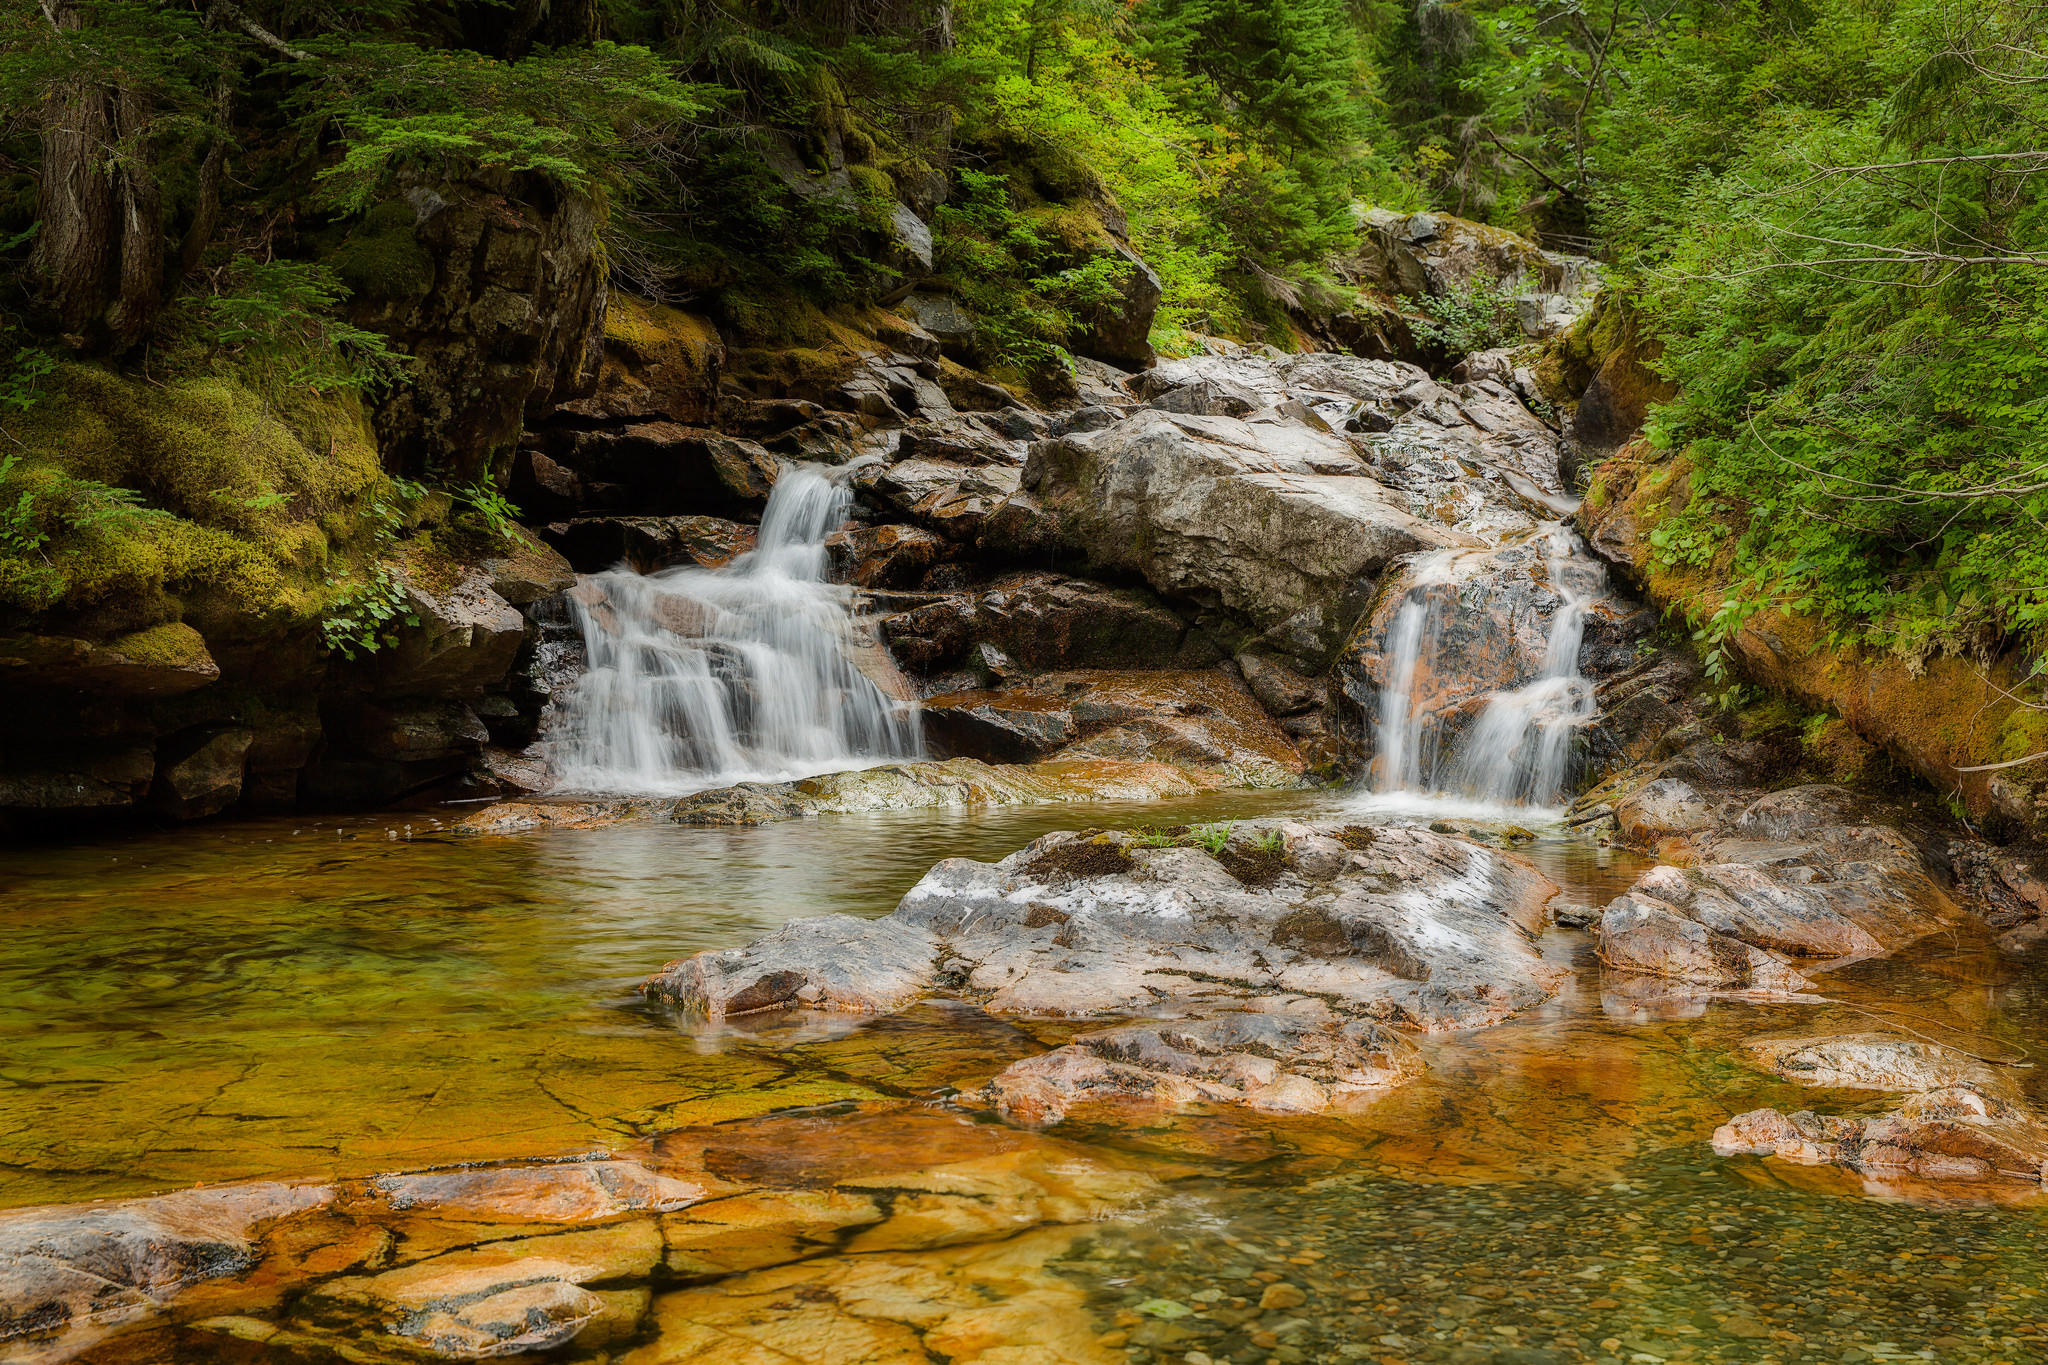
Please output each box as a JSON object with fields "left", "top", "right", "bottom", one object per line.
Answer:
{"left": 1370, "top": 525, "right": 1604, "bottom": 809}
{"left": 544, "top": 464, "right": 923, "bottom": 794}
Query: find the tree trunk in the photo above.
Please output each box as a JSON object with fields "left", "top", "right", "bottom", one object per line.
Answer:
{"left": 30, "top": 2, "right": 164, "bottom": 351}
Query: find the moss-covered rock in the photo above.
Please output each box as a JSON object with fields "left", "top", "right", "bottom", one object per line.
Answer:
{"left": 1580, "top": 439, "right": 2048, "bottom": 837}
{"left": 0, "top": 362, "right": 385, "bottom": 633}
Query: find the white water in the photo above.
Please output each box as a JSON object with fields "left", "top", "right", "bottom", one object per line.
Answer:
{"left": 1370, "top": 524, "right": 1604, "bottom": 810}
{"left": 545, "top": 464, "right": 923, "bottom": 795}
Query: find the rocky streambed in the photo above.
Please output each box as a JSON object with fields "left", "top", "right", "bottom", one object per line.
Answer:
{"left": 4, "top": 782, "right": 2048, "bottom": 1365}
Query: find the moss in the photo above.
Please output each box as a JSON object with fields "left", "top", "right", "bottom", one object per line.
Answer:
{"left": 1995, "top": 709, "right": 2048, "bottom": 764}
{"left": 108, "top": 621, "right": 212, "bottom": 670}
{"left": 326, "top": 200, "right": 436, "bottom": 305}
{"left": 1024, "top": 204, "right": 1111, "bottom": 253}
{"left": 0, "top": 362, "right": 389, "bottom": 631}
{"left": 1583, "top": 473, "right": 1610, "bottom": 510}
{"left": 1026, "top": 838, "right": 1137, "bottom": 881}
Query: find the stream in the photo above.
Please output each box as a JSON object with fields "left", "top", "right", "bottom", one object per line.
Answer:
{"left": 4, "top": 796, "right": 2047, "bottom": 1363}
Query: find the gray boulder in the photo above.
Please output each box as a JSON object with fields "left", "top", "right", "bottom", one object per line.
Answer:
{"left": 645, "top": 820, "right": 1567, "bottom": 1041}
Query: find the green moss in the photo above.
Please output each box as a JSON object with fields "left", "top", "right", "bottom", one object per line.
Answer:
{"left": 326, "top": 201, "right": 436, "bottom": 304}
{"left": 1995, "top": 709, "right": 2048, "bottom": 763}
{"left": 109, "top": 621, "right": 212, "bottom": 669}
{"left": 0, "top": 362, "right": 389, "bottom": 628}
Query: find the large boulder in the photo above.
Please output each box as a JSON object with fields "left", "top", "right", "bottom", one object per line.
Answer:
{"left": 645, "top": 821, "right": 1568, "bottom": 1046}
{"left": 369, "top": 562, "right": 527, "bottom": 697}
{"left": 1595, "top": 892, "right": 1813, "bottom": 993}
{"left": 333, "top": 179, "right": 605, "bottom": 485}
{"left": 1017, "top": 410, "right": 1458, "bottom": 661}
{"left": 1745, "top": 1034, "right": 2016, "bottom": 1096}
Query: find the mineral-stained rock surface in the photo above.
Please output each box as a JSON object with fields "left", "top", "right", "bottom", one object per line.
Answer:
{"left": 1745, "top": 1033, "right": 2017, "bottom": 1097}
{"left": 644, "top": 820, "right": 1566, "bottom": 1118}
{"left": 1713, "top": 1087, "right": 2048, "bottom": 1189}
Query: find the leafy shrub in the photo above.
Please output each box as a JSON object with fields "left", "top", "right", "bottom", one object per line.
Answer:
{"left": 1404, "top": 272, "right": 1523, "bottom": 356}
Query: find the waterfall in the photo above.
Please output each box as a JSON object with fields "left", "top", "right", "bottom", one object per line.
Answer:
{"left": 1369, "top": 525, "right": 1603, "bottom": 810}
{"left": 544, "top": 464, "right": 923, "bottom": 795}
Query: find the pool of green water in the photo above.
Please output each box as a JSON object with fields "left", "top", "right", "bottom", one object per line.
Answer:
{"left": 5, "top": 791, "right": 2046, "bottom": 1365}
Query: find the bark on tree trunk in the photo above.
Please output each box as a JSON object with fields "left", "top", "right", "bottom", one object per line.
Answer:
{"left": 30, "top": 1, "right": 164, "bottom": 351}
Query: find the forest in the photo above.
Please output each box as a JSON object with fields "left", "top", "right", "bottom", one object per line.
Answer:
{"left": 0, "top": 0, "right": 2043, "bottom": 787}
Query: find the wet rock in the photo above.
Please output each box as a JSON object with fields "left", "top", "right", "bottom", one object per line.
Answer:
{"left": 543, "top": 423, "right": 780, "bottom": 517}
{"left": 339, "top": 699, "right": 490, "bottom": 762}
{"left": 878, "top": 573, "right": 1199, "bottom": 675}
{"left": 916, "top": 670, "right": 1306, "bottom": 789}
{"left": 1596, "top": 817, "right": 1960, "bottom": 967}
{"left": 984, "top": 1005, "right": 1420, "bottom": 1125}
{"left": 1949, "top": 839, "right": 2048, "bottom": 930}
{"left": 0, "top": 623, "right": 219, "bottom": 699}
{"left": 0, "top": 743, "right": 156, "bottom": 811}
{"left": 646, "top": 821, "right": 1569, "bottom": 1060}
{"left": 923, "top": 689, "right": 1080, "bottom": 761}
{"left": 827, "top": 523, "right": 953, "bottom": 589}
{"left": 1595, "top": 892, "right": 1813, "bottom": 992}
{"left": 646, "top": 915, "right": 940, "bottom": 1021}
{"left": 1713, "top": 1087, "right": 2048, "bottom": 1187}
{"left": 1614, "top": 777, "right": 1714, "bottom": 846}
{"left": 1745, "top": 1034, "right": 2015, "bottom": 1096}
{"left": 454, "top": 796, "right": 661, "bottom": 835}
{"left": 480, "top": 536, "right": 577, "bottom": 607}
{"left": 0, "top": 1182, "right": 333, "bottom": 1347}
{"left": 1021, "top": 409, "right": 1459, "bottom": 656}
{"left": 856, "top": 458, "right": 1022, "bottom": 542}
{"left": 543, "top": 514, "right": 757, "bottom": 575}
{"left": 150, "top": 727, "right": 254, "bottom": 820}
{"left": 371, "top": 563, "right": 527, "bottom": 697}
{"left": 659, "top": 756, "right": 1209, "bottom": 829}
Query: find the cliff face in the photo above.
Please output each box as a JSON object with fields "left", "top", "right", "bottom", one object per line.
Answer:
{"left": 1578, "top": 441, "right": 2048, "bottom": 840}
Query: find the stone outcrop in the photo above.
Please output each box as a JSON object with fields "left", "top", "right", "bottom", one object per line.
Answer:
{"left": 1580, "top": 442, "right": 2048, "bottom": 839}
{"left": 1596, "top": 807, "right": 1959, "bottom": 992}
{"left": 1714, "top": 1087, "right": 2048, "bottom": 1191}
{"left": 919, "top": 669, "right": 1305, "bottom": 787}
{"left": 335, "top": 179, "right": 606, "bottom": 486}
{"left": 1346, "top": 209, "right": 1599, "bottom": 340}
{"left": 644, "top": 820, "right": 1567, "bottom": 1116}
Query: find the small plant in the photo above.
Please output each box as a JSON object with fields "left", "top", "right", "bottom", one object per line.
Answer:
{"left": 0, "top": 347, "right": 56, "bottom": 415}
{"left": 452, "top": 483, "right": 523, "bottom": 541}
{"left": 320, "top": 562, "right": 419, "bottom": 660}
{"left": 1404, "top": 272, "right": 1524, "bottom": 356}
{"left": 1188, "top": 822, "right": 1234, "bottom": 856}
{"left": 197, "top": 262, "right": 413, "bottom": 396}
{"left": 0, "top": 455, "right": 43, "bottom": 557}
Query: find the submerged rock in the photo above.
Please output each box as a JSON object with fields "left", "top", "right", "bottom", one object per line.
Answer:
{"left": 983, "top": 1004, "right": 1421, "bottom": 1125}
{"left": 1745, "top": 1033, "right": 2016, "bottom": 1097}
{"left": 1714, "top": 1087, "right": 2048, "bottom": 1189}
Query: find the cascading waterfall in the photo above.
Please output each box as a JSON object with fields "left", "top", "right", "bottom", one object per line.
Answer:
{"left": 1371, "top": 524, "right": 1604, "bottom": 809}
{"left": 544, "top": 463, "right": 923, "bottom": 794}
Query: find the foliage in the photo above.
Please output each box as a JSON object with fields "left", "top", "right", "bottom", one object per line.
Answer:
{"left": 177, "top": 262, "right": 412, "bottom": 396}
{"left": 1601, "top": 0, "right": 2048, "bottom": 682}
{"left": 1404, "top": 271, "right": 1523, "bottom": 355}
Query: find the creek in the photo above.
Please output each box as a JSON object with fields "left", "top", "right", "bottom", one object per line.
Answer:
{"left": 4, "top": 794, "right": 2046, "bottom": 1363}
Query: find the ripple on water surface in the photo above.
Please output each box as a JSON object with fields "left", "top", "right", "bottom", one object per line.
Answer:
{"left": 4, "top": 796, "right": 2047, "bottom": 1365}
